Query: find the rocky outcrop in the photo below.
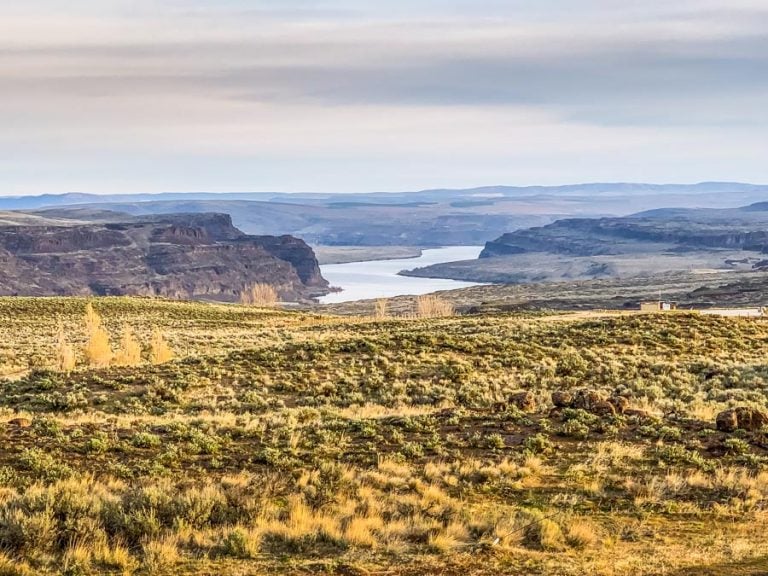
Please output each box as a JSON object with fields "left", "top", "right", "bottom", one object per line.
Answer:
{"left": 480, "top": 214, "right": 768, "bottom": 260}
{"left": 608, "top": 396, "right": 630, "bottom": 414}
{"left": 551, "top": 389, "right": 632, "bottom": 417}
{"left": 7, "top": 418, "right": 32, "bottom": 428}
{"left": 551, "top": 390, "right": 574, "bottom": 408}
{"left": 0, "top": 213, "right": 329, "bottom": 302}
{"left": 509, "top": 391, "right": 537, "bottom": 413}
{"left": 716, "top": 407, "right": 768, "bottom": 432}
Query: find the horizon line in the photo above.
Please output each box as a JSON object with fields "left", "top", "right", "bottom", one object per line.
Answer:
{"left": 1, "top": 181, "right": 766, "bottom": 199}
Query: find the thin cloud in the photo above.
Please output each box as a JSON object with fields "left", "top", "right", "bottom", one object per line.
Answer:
{"left": 0, "top": 1, "right": 766, "bottom": 193}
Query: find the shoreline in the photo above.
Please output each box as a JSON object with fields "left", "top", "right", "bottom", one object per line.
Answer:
{"left": 312, "top": 245, "right": 424, "bottom": 265}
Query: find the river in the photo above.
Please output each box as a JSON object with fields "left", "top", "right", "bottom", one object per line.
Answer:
{"left": 318, "top": 246, "right": 484, "bottom": 304}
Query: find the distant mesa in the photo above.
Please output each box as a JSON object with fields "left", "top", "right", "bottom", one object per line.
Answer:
{"left": 0, "top": 213, "right": 329, "bottom": 302}
{"left": 399, "top": 201, "right": 768, "bottom": 286}
{"left": 479, "top": 208, "right": 768, "bottom": 259}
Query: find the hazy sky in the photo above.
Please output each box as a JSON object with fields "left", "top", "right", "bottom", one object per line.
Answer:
{"left": 2, "top": 1, "right": 767, "bottom": 194}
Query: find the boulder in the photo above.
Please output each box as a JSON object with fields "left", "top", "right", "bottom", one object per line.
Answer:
{"left": 551, "top": 389, "right": 623, "bottom": 417}
{"left": 716, "top": 407, "right": 768, "bottom": 432}
{"left": 572, "top": 389, "right": 607, "bottom": 411}
{"left": 551, "top": 391, "right": 574, "bottom": 408}
{"left": 509, "top": 391, "right": 537, "bottom": 413}
{"left": 623, "top": 408, "right": 651, "bottom": 419}
{"left": 7, "top": 418, "right": 31, "bottom": 428}
{"left": 608, "top": 396, "right": 630, "bottom": 414}
{"left": 590, "top": 401, "right": 616, "bottom": 417}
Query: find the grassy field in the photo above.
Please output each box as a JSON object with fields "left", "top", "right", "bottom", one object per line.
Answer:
{"left": 0, "top": 298, "right": 767, "bottom": 574}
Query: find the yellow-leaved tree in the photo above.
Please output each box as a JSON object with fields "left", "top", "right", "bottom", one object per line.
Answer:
{"left": 416, "top": 295, "right": 455, "bottom": 318}
{"left": 55, "top": 323, "right": 76, "bottom": 372}
{"left": 114, "top": 324, "right": 142, "bottom": 366}
{"left": 239, "top": 283, "right": 279, "bottom": 307}
{"left": 84, "top": 303, "right": 113, "bottom": 368}
{"left": 374, "top": 298, "right": 389, "bottom": 319}
{"left": 150, "top": 329, "right": 174, "bottom": 365}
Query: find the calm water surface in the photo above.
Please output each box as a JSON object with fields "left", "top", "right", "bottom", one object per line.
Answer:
{"left": 319, "top": 246, "right": 484, "bottom": 304}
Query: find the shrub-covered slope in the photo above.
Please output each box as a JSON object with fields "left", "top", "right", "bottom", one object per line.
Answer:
{"left": 0, "top": 299, "right": 767, "bottom": 574}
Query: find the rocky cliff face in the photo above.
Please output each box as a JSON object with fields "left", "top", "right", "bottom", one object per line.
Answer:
{"left": 403, "top": 203, "right": 768, "bottom": 286}
{"left": 0, "top": 213, "right": 329, "bottom": 301}
{"left": 480, "top": 214, "right": 768, "bottom": 259}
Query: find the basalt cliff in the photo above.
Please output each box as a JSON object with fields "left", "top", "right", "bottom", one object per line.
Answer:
{"left": 0, "top": 213, "right": 329, "bottom": 301}
{"left": 401, "top": 202, "right": 768, "bottom": 285}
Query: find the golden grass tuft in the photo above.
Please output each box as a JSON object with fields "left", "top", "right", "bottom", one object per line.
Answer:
{"left": 344, "top": 515, "right": 383, "bottom": 548}
{"left": 527, "top": 518, "right": 566, "bottom": 551}
{"left": 92, "top": 539, "right": 134, "bottom": 573}
{"left": 0, "top": 553, "right": 33, "bottom": 576}
{"left": 142, "top": 534, "right": 180, "bottom": 571}
{"left": 262, "top": 496, "right": 343, "bottom": 546}
{"left": 428, "top": 521, "right": 470, "bottom": 554}
{"left": 415, "top": 295, "right": 454, "bottom": 318}
{"left": 565, "top": 519, "right": 599, "bottom": 549}
{"left": 62, "top": 541, "right": 93, "bottom": 573}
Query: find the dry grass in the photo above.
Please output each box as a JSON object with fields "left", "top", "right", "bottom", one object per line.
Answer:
{"left": 415, "top": 295, "right": 454, "bottom": 318}
{"left": 0, "top": 553, "right": 33, "bottom": 576}
{"left": 565, "top": 519, "right": 599, "bottom": 549}
{"left": 92, "top": 539, "right": 134, "bottom": 573}
{"left": 142, "top": 534, "right": 180, "bottom": 572}
{"left": 240, "top": 283, "right": 279, "bottom": 307}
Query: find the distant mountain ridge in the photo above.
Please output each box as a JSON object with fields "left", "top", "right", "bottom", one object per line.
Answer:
{"left": 1, "top": 182, "right": 767, "bottom": 209}
{"left": 1, "top": 182, "right": 766, "bottom": 247}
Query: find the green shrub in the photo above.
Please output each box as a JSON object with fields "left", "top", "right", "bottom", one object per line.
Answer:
{"left": 84, "top": 433, "right": 111, "bottom": 454}
{"left": 18, "top": 449, "right": 72, "bottom": 482}
{"left": 523, "top": 434, "right": 553, "bottom": 455}
{"left": 487, "top": 433, "right": 506, "bottom": 449}
{"left": 723, "top": 437, "right": 751, "bottom": 455}
{"left": 558, "top": 420, "right": 590, "bottom": 440}
{"left": 131, "top": 432, "right": 162, "bottom": 449}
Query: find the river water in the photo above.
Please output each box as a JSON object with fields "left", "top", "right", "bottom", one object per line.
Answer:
{"left": 318, "top": 246, "right": 484, "bottom": 304}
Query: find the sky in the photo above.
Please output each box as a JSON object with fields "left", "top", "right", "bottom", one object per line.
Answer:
{"left": 1, "top": 1, "right": 767, "bottom": 194}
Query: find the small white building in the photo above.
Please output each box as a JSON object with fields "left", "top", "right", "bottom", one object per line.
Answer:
{"left": 640, "top": 300, "right": 678, "bottom": 312}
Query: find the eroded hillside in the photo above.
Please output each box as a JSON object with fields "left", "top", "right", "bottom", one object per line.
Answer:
{"left": 404, "top": 202, "right": 768, "bottom": 284}
{"left": 0, "top": 214, "right": 328, "bottom": 301}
